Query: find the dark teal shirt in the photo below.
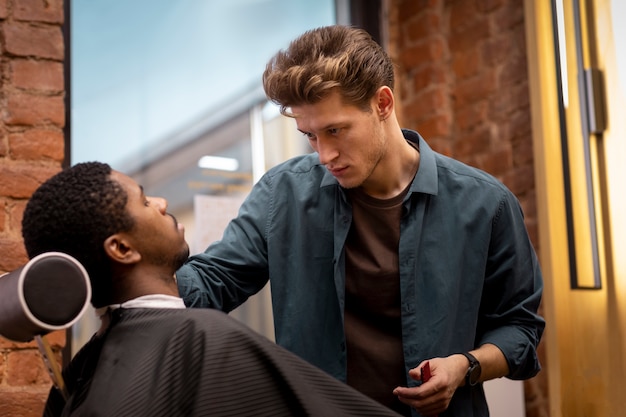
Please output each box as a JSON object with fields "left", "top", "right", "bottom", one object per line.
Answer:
{"left": 177, "top": 129, "right": 545, "bottom": 416}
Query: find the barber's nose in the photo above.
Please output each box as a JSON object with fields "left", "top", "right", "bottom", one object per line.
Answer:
{"left": 317, "top": 138, "right": 338, "bottom": 165}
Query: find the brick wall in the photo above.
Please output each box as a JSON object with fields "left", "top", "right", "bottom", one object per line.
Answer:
{"left": 0, "top": 0, "right": 66, "bottom": 415}
{"left": 388, "top": 0, "right": 549, "bottom": 416}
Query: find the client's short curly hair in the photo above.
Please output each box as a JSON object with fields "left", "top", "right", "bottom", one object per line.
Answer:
{"left": 22, "top": 162, "right": 135, "bottom": 308}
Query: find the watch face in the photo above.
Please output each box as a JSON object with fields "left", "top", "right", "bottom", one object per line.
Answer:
{"left": 469, "top": 364, "right": 481, "bottom": 385}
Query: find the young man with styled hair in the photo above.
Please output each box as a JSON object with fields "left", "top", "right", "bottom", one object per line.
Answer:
{"left": 177, "top": 25, "right": 545, "bottom": 417}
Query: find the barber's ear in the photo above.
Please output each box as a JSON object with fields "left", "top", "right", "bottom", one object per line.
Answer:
{"left": 375, "top": 86, "right": 394, "bottom": 121}
{"left": 103, "top": 234, "right": 141, "bottom": 264}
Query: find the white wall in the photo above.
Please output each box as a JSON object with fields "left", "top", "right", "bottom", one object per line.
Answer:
{"left": 484, "top": 378, "right": 526, "bottom": 417}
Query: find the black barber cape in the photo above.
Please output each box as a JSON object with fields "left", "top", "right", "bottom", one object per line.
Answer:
{"left": 44, "top": 308, "right": 401, "bottom": 417}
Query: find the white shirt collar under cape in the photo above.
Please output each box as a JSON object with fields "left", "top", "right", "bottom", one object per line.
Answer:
{"left": 96, "top": 294, "right": 185, "bottom": 319}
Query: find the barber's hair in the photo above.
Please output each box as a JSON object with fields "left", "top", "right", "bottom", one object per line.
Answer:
{"left": 22, "top": 162, "right": 134, "bottom": 308}
{"left": 262, "top": 25, "right": 394, "bottom": 115}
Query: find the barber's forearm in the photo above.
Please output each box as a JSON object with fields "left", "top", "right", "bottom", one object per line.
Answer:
{"left": 469, "top": 343, "right": 509, "bottom": 382}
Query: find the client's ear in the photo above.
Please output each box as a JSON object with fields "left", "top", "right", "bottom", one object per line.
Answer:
{"left": 103, "top": 234, "right": 141, "bottom": 264}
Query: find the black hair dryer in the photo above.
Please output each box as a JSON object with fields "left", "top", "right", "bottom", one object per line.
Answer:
{"left": 0, "top": 252, "right": 91, "bottom": 400}
{"left": 0, "top": 251, "right": 91, "bottom": 342}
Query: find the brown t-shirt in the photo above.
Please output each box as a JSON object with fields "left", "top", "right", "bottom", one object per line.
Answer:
{"left": 344, "top": 185, "right": 412, "bottom": 417}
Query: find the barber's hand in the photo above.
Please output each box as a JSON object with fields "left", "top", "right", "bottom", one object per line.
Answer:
{"left": 393, "top": 355, "right": 466, "bottom": 416}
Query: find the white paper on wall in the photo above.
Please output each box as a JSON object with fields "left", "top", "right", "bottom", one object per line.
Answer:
{"left": 193, "top": 193, "right": 274, "bottom": 340}
{"left": 192, "top": 194, "right": 247, "bottom": 254}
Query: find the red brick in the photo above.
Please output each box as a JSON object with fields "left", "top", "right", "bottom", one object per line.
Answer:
{"left": 9, "top": 129, "right": 64, "bottom": 161}
{"left": 3, "top": 21, "right": 64, "bottom": 60}
{"left": 456, "top": 101, "right": 488, "bottom": 130}
{"left": 14, "top": 0, "right": 64, "bottom": 24}
{"left": 415, "top": 113, "right": 451, "bottom": 140}
{"left": 512, "top": 136, "right": 534, "bottom": 167}
{"left": 503, "top": 164, "right": 535, "bottom": 196}
{"left": 0, "top": 163, "right": 61, "bottom": 198}
{"left": 0, "top": 238, "right": 29, "bottom": 270}
{"left": 449, "top": 0, "right": 477, "bottom": 31}
{"left": 398, "top": 0, "right": 441, "bottom": 27}
{"left": 488, "top": 83, "right": 530, "bottom": 124}
{"left": 482, "top": 36, "right": 514, "bottom": 68}
{"left": 449, "top": 18, "right": 492, "bottom": 53}
{"left": 519, "top": 191, "right": 537, "bottom": 221}
{"left": 479, "top": 145, "right": 513, "bottom": 177}
{"left": 406, "top": 11, "right": 442, "bottom": 41}
{"left": 499, "top": 55, "right": 528, "bottom": 87}
{"left": 44, "top": 330, "right": 67, "bottom": 350}
{"left": 0, "top": 199, "right": 6, "bottom": 232}
{"left": 0, "top": 0, "right": 7, "bottom": 19}
{"left": 493, "top": 0, "right": 524, "bottom": 31}
{"left": 9, "top": 199, "right": 27, "bottom": 236}
{"left": 405, "top": 88, "right": 447, "bottom": 119}
{"left": 1, "top": 2, "right": 66, "bottom": 413}
{"left": 452, "top": 48, "right": 481, "bottom": 79}
{"left": 0, "top": 137, "right": 7, "bottom": 157}
{"left": 423, "top": 136, "right": 453, "bottom": 157}
{"left": 456, "top": 125, "right": 492, "bottom": 158}
{"left": 7, "top": 349, "right": 51, "bottom": 386}
{"left": 459, "top": 154, "right": 480, "bottom": 170}
{"left": 398, "top": 37, "right": 446, "bottom": 70}
{"left": 0, "top": 336, "right": 39, "bottom": 350}
{"left": 11, "top": 59, "right": 64, "bottom": 92}
{"left": 0, "top": 331, "right": 66, "bottom": 351}
{"left": 454, "top": 70, "right": 497, "bottom": 107}
{"left": 508, "top": 109, "right": 532, "bottom": 142}
{"left": 0, "top": 387, "right": 49, "bottom": 417}
{"left": 412, "top": 65, "right": 447, "bottom": 91}
{"left": 476, "top": 0, "right": 504, "bottom": 13}
{"left": 1, "top": 335, "right": 19, "bottom": 349}
{"left": 509, "top": 80, "right": 530, "bottom": 112}
{"left": 4, "top": 92, "right": 65, "bottom": 127}
{"left": 0, "top": 352, "right": 5, "bottom": 384}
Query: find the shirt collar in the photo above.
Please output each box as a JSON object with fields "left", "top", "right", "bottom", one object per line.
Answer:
{"left": 319, "top": 129, "right": 439, "bottom": 195}
{"left": 95, "top": 294, "right": 185, "bottom": 318}
{"left": 403, "top": 129, "right": 438, "bottom": 196}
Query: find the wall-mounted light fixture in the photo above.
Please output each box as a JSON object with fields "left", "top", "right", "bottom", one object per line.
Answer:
{"left": 552, "top": 0, "right": 607, "bottom": 289}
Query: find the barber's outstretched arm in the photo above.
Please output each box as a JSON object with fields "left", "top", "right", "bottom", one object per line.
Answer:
{"left": 176, "top": 176, "right": 273, "bottom": 311}
{"left": 393, "top": 343, "right": 508, "bottom": 416}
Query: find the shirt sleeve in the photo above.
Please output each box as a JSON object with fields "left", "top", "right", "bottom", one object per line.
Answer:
{"left": 176, "top": 174, "right": 273, "bottom": 311}
{"left": 476, "top": 189, "right": 545, "bottom": 380}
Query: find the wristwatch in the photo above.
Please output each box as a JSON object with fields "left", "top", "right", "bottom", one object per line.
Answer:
{"left": 461, "top": 352, "right": 481, "bottom": 386}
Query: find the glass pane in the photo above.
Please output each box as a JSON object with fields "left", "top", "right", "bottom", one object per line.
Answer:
{"left": 70, "top": 0, "right": 336, "bottom": 353}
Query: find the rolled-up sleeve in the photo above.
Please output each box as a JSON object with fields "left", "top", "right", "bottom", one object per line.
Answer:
{"left": 477, "top": 190, "right": 545, "bottom": 379}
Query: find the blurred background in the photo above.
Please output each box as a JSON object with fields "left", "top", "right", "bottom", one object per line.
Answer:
{"left": 71, "top": 0, "right": 338, "bottom": 251}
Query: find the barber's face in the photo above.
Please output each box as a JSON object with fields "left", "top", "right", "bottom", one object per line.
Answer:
{"left": 111, "top": 171, "right": 189, "bottom": 272}
{"left": 292, "top": 90, "right": 386, "bottom": 191}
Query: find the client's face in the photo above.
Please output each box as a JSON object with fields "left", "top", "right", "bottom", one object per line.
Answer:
{"left": 111, "top": 171, "right": 190, "bottom": 272}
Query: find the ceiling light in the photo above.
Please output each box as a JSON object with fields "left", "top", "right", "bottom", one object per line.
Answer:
{"left": 197, "top": 155, "right": 239, "bottom": 171}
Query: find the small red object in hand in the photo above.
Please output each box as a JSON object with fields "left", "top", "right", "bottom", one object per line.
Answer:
{"left": 421, "top": 361, "right": 432, "bottom": 382}
{"left": 420, "top": 361, "right": 438, "bottom": 417}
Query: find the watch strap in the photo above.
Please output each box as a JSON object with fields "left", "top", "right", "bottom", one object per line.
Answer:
{"left": 460, "top": 352, "right": 480, "bottom": 386}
